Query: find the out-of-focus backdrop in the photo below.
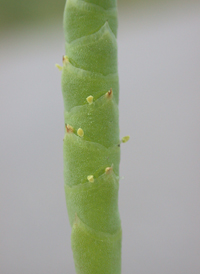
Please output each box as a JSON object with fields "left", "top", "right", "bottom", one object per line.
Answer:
{"left": 1, "top": 0, "right": 200, "bottom": 273}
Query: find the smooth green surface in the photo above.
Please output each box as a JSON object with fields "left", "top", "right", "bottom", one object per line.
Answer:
{"left": 65, "top": 22, "right": 117, "bottom": 75}
{"left": 64, "top": 0, "right": 117, "bottom": 43}
{"left": 71, "top": 216, "right": 122, "bottom": 274}
{"left": 65, "top": 172, "right": 120, "bottom": 234}
{"left": 64, "top": 94, "right": 119, "bottom": 147}
{"left": 62, "top": 0, "right": 121, "bottom": 273}
{"left": 63, "top": 134, "right": 120, "bottom": 187}
{"left": 61, "top": 62, "right": 119, "bottom": 111}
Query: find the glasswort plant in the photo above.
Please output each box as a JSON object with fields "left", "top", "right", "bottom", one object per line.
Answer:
{"left": 56, "top": 0, "right": 129, "bottom": 273}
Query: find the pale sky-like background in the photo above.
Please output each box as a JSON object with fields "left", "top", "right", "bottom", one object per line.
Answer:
{"left": 1, "top": 1, "right": 200, "bottom": 273}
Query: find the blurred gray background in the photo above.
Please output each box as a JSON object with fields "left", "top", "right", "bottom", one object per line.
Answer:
{"left": 1, "top": 0, "right": 200, "bottom": 273}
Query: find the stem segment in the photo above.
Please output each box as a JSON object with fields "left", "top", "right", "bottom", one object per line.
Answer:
{"left": 62, "top": 0, "right": 121, "bottom": 273}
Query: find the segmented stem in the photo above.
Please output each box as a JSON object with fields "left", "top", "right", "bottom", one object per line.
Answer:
{"left": 62, "top": 0, "right": 121, "bottom": 273}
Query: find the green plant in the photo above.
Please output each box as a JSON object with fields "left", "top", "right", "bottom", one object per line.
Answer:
{"left": 57, "top": 0, "right": 129, "bottom": 273}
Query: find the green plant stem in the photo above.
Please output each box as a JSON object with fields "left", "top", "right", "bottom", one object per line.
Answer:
{"left": 61, "top": 0, "right": 121, "bottom": 273}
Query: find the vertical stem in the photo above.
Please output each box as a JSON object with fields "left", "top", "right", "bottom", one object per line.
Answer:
{"left": 61, "top": 0, "right": 121, "bottom": 273}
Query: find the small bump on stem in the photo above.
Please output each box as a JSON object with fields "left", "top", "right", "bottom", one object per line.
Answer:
{"left": 86, "top": 95, "right": 94, "bottom": 104}
{"left": 122, "top": 136, "right": 130, "bottom": 143}
{"left": 87, "top": 175, "right": 94, "bottom": 183}
{"left": 105, "top": 88, "right": 113, "bottom": 99}
{"left": 55, "top": 64, "right": 63, "bottom": 71}
{"left": 63, "top": 55, "right": 69, "bottom": 64}
{"left": 77, "top": 128, "right": 84, "bottom": 137}
{"left": 105, "top": 166, "right": 113, "bottom": 174}
{"left": 65, "top": 124, "right": 74, "bottom": 133}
